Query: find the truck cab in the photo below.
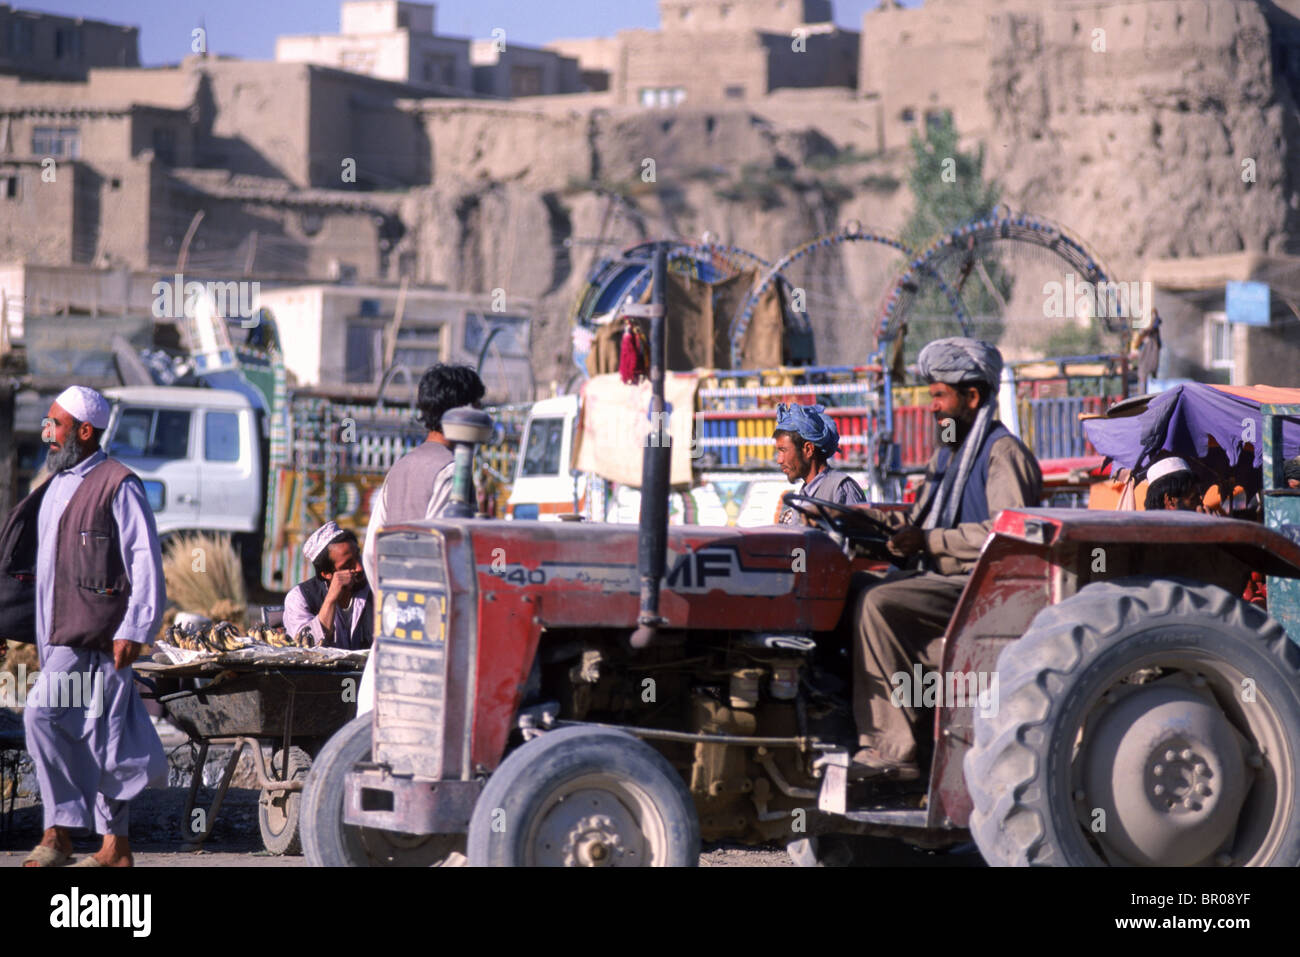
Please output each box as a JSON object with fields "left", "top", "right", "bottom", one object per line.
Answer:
{"left": 103, "top": 386, "right": 263, "bottom": 541}
{"left": 505, "top": 394, "right": 582, "bottom": 520}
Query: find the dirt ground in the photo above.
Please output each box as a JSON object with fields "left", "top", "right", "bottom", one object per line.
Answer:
{"left": 1, "top": 711, "right": 977, "bottom": 868}
{"left": 0, "top": 784, "right": 980, "bottom": 866}
{"left": 0, "top": 784, "right": 794, "bottom": 866}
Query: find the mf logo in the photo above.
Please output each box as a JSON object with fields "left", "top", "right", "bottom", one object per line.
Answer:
{"left": 664, "top": 547, "right": 792, "bottom": 596}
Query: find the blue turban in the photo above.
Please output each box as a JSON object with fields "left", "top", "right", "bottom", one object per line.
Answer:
{"left": 775, "top": 402, "right": 840, "bottom": 457}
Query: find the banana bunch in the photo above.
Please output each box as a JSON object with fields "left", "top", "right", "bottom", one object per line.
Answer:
{"left": 162, "top": 621, "right": 243, "bottom": 654}
{"left": 247, "top": 623, "right": 312, "bottom": 649}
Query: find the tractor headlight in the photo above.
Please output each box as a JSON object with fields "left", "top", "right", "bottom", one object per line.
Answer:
{"left": 381, "top": 594, "right": 400, "bottom": 636}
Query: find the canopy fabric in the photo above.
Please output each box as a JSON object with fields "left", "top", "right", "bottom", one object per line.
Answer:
{"left": 1082, "top": 382, "right": 1300, "bottom": 472}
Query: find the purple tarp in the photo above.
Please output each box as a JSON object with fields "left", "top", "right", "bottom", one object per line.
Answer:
{"left": 1082, "top": 383, "right": 1300, "bottom": 472}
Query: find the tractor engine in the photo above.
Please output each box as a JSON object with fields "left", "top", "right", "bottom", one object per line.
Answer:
{"left": 530, "top": 629, "right": 842, "bottom": 843}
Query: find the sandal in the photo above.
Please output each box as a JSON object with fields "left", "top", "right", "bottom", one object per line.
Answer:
{"left": 21, "top": 845, "right": 70, "bottom": 868}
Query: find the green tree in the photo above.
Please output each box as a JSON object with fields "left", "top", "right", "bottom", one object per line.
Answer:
{"left": 894, "top": 114, "right": 1007, "bottom": 362}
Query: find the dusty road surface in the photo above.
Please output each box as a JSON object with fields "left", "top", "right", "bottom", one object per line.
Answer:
{"left": 2, "top": 722, "right": 980, "bottom": 867}
{"left": 0, "top": 785, "right": 980, "bottom": 867}
{"left": 1, "top": 783, "right": 799, "bottom": 866}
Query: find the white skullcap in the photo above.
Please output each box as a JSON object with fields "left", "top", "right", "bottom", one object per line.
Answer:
{"left": 303, "top": 520, "right": 346, "bottom": 563}
{"left": 1147, "top": 456, "right": 1192, "bottom": 483}
{"left": 54, "top": 385, "right": 111, "bottom": 429}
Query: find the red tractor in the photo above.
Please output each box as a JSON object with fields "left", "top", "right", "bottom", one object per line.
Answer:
{"left": 301, "top": 250, "right": 1300, "bottom": 867}
{"left": 300, "top": 487, "right": 1300, "bottom": 866}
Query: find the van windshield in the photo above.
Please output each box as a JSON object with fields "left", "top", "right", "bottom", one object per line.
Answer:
{"left": 113, "top": 407, "right": 192, "bottom": 460}
{"left": 521, "top": 417, "right": 566, "bottom": 477}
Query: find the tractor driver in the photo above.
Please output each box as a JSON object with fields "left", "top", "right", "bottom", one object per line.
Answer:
{"left": 847, "top": 338, "right": 1042, "bottom": 781}
{"left": 773, "top": 402, "right": 865, "bottom": 524}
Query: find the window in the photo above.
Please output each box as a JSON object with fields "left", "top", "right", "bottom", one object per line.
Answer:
{"left": 8, "top": 19, "right": 33, "bottom": 57}
{"left": 55, "top": 27, "right": 82, "bottom": 60}
{"left": 900, "top": 108, "right": 916, "bottom": 124}
{"left": 151, "top": 127, "right": 175, "bottom": 165}
{"left": 424, "top": 54, "right": 456, "bottom": 86}
{"left": 113, "top": 408, "right": 191, "bottom": 460}
{"left": 204, "top": 411, "right": 241, "bottom": 462}
{"left": 1206, "top": 311, "right": 1234, "bottom": 373}
{"left": 925, "top": 109, "right": 951, "bottom": 133}
{"left": 725, "top": 85, "right": 745, "bottom": 99}
{"left": 463, "top": 312, "right": 528, "bottom": 357}
{"left": 510, "top": 65, "right": 544, "bottom": 97}
{"left": 639, "top": 87, "right": 686, "bottom": 108}
{"left": 0, "top": 174, "right": 16, "bottom": 200}
{"left": 346, "top": 321, "right": 385, "bottom": 383}
{"left": 141, "top": 480, "right": 165, "bottom": 512}
{"left": 521, "top": 417, "right": 566, "bottom": 477}
{"left": 393, "top": 323, "right": 446, "bottom": 374}
{"left": 31, "top": 126, "right": 80, "bottom": 159}
{"left": 340, "top": 49, "right": 375, "bottom": 73}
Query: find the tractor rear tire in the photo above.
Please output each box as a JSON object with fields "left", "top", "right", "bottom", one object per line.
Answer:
{"left": 965, "top": 577, "right": 1300, "bottom": 866}
{"left": 301, "top": 715, "right": 463, "bottom": 866}
{"left": 467, "top": 726, "right": 700, "bottom": 867}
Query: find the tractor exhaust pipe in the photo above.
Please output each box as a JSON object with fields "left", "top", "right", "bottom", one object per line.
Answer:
{"left": 441, "top": 406, "right": 494, "bottom": 519}
{"left": 630, "top": 245, "right": 670, "bottom": 649}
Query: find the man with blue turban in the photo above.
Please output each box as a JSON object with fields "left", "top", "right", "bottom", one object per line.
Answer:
{"left": 847, "top": 338, "right": 1042, "bottom": 782}
{"left": 772, "top": 403, "right": 864, "bottom": 524}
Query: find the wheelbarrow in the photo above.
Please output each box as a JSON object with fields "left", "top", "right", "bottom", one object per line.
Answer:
{"left": 137, "top": 661, "right": 362, "bottom": 855}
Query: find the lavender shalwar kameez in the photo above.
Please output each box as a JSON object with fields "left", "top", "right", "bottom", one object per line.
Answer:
{"left": 22, "top": 450, "right": 168, "bottom": 835}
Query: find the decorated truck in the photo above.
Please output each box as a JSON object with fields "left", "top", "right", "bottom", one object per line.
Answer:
{"left": 505, "top": 230, "right": 1137, "bottom": 526}
{"left": 99, "top": 306, "right": 523, "bottom": 594}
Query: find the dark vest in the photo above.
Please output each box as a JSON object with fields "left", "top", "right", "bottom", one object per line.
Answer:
{"left": 293, "top": 576, "right": 373, "bottom": 649}
{"left": 0, "top": 458, "right": 135, "bottom": 652}
{"left": 930, "top": 422, "right": 1011, "bottom": 526}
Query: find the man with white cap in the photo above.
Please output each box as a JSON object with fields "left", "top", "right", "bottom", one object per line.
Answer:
{"left": 1143, "top": 456, "right": 1202, "bottom": 511}
{"left": 282, "top": 520, "right": 372, "bottom": 650}
{"left": 0, "top": 385, "right": 167, "bottom": 866}
{"left": 846, "top": 338, "right": 1042, "bottom": 781}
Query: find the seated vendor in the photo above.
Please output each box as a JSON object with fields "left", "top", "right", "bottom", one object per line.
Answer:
{"left": 1143, "top": 456, "right": 1202, "bottom": 511}
{"left": 282, "top": 520, "right": 373, "bottom": 650}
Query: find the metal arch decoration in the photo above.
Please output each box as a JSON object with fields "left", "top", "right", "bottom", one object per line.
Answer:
{"left": 727, "top": 223, "right": 968, "bottom": 370}
{"left": 875, "top": 208, "right": 1143, "bottom": 351}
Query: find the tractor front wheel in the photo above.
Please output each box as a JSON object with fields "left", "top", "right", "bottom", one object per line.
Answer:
{"left": 467, "top": 726, "right": 700, "bottom": 866}
{"left": 300, "top": 715, "right": 463, "bottom": 866}
{"left": 966, "top": 577, "right": 1300, "bottom": 866}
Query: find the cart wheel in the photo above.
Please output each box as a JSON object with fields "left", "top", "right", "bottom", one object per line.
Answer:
{"left": 259, "top": 747, "right": 311, "bottom": 856}
{"left": 302, "top": 715, "right": 464, "bottom": 866}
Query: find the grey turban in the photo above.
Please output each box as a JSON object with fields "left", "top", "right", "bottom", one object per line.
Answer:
{"left": 917, "top": 337, "right": 1003, "bottom": 391}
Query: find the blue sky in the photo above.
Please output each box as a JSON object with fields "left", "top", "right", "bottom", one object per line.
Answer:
{"left": 22, "top": 0, "right": 921, "bottom": 64}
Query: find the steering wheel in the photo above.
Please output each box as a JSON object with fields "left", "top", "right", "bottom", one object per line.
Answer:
{"left": 782, "top": 492, "right": 896, "bottom": 557}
